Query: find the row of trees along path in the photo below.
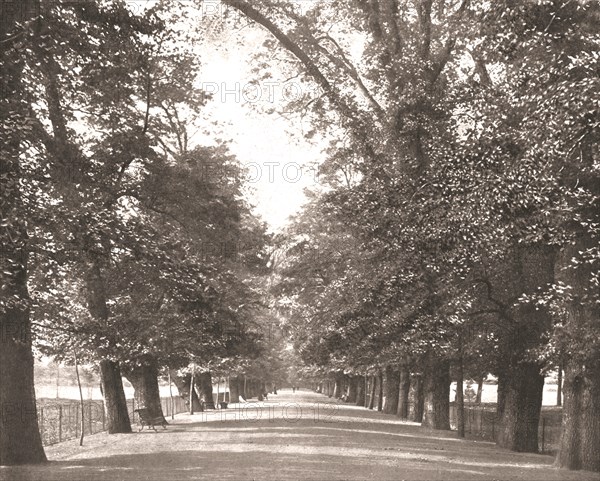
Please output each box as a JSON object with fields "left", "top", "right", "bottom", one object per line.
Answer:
{"left": 251, "top": 0, "right": 600, "bottom": 474}
{"left": 0, "top": 0, "right": 283, "bottom": 466}
{"left": 1, "top": 0, "right": 599, "bottom": 476}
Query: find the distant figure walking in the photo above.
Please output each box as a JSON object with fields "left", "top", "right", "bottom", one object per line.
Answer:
{"left": 292, "top": 385, "right": 296, "bottom": 393}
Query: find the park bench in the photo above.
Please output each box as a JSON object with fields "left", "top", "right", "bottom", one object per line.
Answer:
{"left": 134, "top": 408, "right": 167, "bottom": 432}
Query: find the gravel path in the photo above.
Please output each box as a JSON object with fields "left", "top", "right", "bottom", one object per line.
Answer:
{"left": 2, "top": 390, "right": 598, "bottom": 481}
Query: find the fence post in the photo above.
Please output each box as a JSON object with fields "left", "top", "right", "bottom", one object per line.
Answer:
{"left": 169, "top": 374, "right": 175, "bottom": 420}
{"left": 467, "top": 407, "right": 471, "bottom": 434}
{"left": 58, "top": 405, "right": 63, "bottom": 443}
{"left": 88, "top": 403, "right": 92, "bottom": 435}
{"left": 102, "top": 401, "right": 106, "bottom": 431}
{"left": 75, "top": 404, "right": 79, "bottom": 439}
{"left": 480, "top": 408, "right": 484, "bottom": 435}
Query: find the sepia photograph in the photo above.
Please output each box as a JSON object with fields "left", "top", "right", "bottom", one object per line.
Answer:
{"left": 1, "top": 1, "right": 599, "bottom": 480}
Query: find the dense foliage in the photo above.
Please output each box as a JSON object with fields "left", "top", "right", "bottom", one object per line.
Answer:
{"left": 0, "top": 0, "right": 597, "bottom": 472}
{"left": 228, "top": 0, "right": 599, "bottom": 470}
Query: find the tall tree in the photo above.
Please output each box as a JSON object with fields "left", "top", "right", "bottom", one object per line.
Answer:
{"left": 0, "top": 0, "right": 47, "bottom": 465}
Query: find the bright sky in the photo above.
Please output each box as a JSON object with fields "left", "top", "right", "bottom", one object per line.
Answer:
{"left": 124, "top": 0, "right": 325, "bottom": 231}
{"left": 196, "top": 19, "right": 324, "bottom": 232}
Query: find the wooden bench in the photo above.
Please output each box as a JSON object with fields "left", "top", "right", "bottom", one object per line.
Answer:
{"left": 134, "top": 408, "right": 167, "bottom": 432}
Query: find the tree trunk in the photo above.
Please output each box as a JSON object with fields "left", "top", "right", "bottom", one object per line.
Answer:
{"left": 170, "top": 370, "right": 202, "bottom": 412}
{"left": 555, "top": 237, "right": 600, "bottom": 472}
{"left": 0, "top": 222, "right": 47, "bottom": 464}
{"left": 476, "top": 376, "right": 484, "bottom": 404}
{"left": 99, "top": 360, "right": 131, "bottom": 434}
{"left": 410, "top": 374, "right": 424, "bottom": 423}
{"left": 557, "top": 365, "right": 562, "bottom": 407}
{"left": 0, "top": 283, "right": 47, "bottom": 465}
{"left": 245, "top": 378, "right": 252, "bottom": 398}
{"left": 497, "top": 372, "right": 507, "bottom": 419}
{"left": 196, "top": 371, "right": 215, "bottom": 409}
{"left": 421, "top": 357, "right": 450, "bottom": 430}
{"left": 456, "top": 358, "right": 465, "bottom": 438}
{"left": 397, "top": 366, "right": 411, "bottom": 419}
{"left": 255, "top": 379, "right": 260, "bottom": 397}
{"left": 383, "top": 365, "right": 400, "bottom": 414}
{"left": 0, "top": 0, "right": 47, "bottom": 466}
{"left": 377, "top": 372, "right": 384, "bottom": 412}
{"left": 229, "top": 376, "right": 241, "bottom": 403}
{"left": 356, "top": 376, "right": 365, "bottom": 406}
{"left": 85, "top": 264, "right": 131, "bottom": 434}
{"left": 347, "top": 376, "right": 358, "bottom": 403}
{"left": 74, "top": 353, "right": 85, "bottom": 446}
{"left": 556, "top": 360, "right": 600, "bottom": 472}
{"left": 189, "top": 369, "right": 196, "bottom": 414}
{"left": 368, "top": 376, "right": 376, "bottom": 409}
{"left": 496, "top": 363, "right": 544, "bottom": 452}
{"left": 495, "top": 244, "right": 555, "bottom": 452}
{"left": 125, "top": 360, "right": 166, "bottom": 423}
{"left": 333, "top": 373, "right": 343, "bottom": 399}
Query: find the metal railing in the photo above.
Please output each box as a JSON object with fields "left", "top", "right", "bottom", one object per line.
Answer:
{"left": 37, "top": 396, "right": 188, "bottom": 446}
{"left": 449, "top": 404, "right": 562, "bottom": 453}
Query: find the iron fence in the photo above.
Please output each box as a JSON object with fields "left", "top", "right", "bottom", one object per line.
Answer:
{"left": 37, "top": 396, "right": 188, "bottom": 446}
{"left": 449, "top": 404, "right": 562, "bottom": 453}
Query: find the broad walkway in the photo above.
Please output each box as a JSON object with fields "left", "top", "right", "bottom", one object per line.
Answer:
{"left": 2, "top": 390, "right": 598, "bottom": 481}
